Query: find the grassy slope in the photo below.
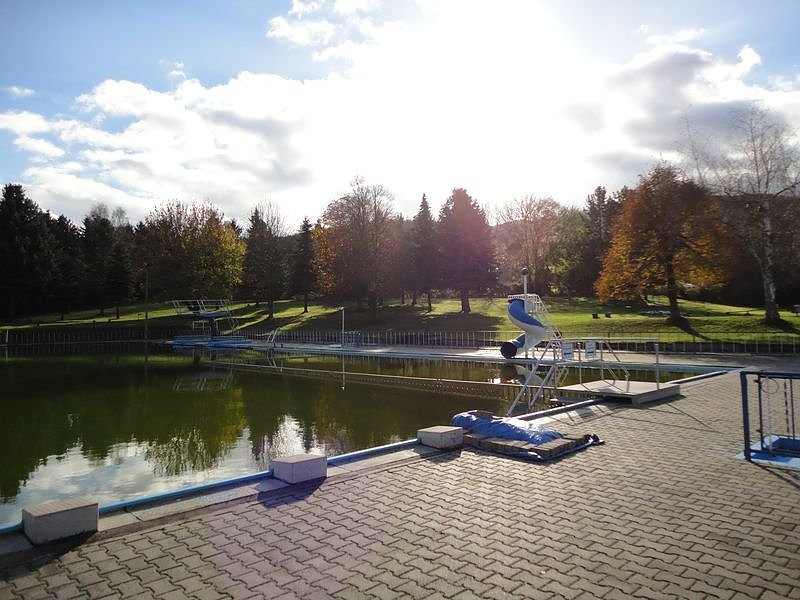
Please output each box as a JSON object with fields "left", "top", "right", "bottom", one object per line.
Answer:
{"left": 4, "top": 295, "right": 799, "bottom": 341}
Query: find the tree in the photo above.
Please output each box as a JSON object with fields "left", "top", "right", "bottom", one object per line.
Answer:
{"left": 106, "top": 239, "right": 134, "bottom": 318}
{"left": 289, "top": 217, "right": 316, "bottom": 313}
{"left": 584, "top": 186, "right": 622, "bottom": 289}
{"left": 410, "top": 194, "right": 437, "bottom": 311}
{"left": 135, "top": 201, "right": 244, "bottom": 300}
{"left": 311, "top": 220, "right": 336, "bottom": 297}
{"left": 82, "top": 205, "right": 117, "bottom": 314}
{"left": 241, "top": 203, "right": 287, "bottom": 318}
{"left": 0, "top": 185, "right": 57, "bottom": 319}
{"left": 437, "top": 188, "right": 496, "bottom": 313}
{"left": 686, "top": 104, "right": 800, "bottom": 324}
{"left": 48, "top": 215, "right": 85, "bottom": 318}
{"left": 548, "top": 206, "right": 592, "bottom": 297}
{"left": 595, "top": 164, "right": 730, "bottom": 322}
{"left": 496, "top": 195, "right": 560, "bottom": 292}
{"left": 320, "top": 176, "right": 396, "bottom": 310}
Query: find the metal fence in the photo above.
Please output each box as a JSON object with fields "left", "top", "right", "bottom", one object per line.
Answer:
{"left": 2, "top": 326, "right": 799, "bottom": 354}
{"left": 1, "top": 327, "right": 185, "bottom": 347}
{"left": 243, "top": 327, "right": 800, "bottom": 354}
{"left": 740, "top": 370, "right": 800, "bottom": 461}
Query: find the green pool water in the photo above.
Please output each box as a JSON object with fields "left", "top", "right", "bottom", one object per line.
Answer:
{"left": 0, "top": 348, "right": 510, "bottom": 527}
{"left": 0, "top": 346, "right": 696, "bottom": 527}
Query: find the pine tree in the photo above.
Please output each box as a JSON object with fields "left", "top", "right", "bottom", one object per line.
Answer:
{"left": 0, "top": 185, "right": 57, "bottom": 319}
{"left": 289, "top": 217, "right": 315, "bottom": 313}
{"left": 437, "top": 188, "right": 497, "bottom": 313}
{"left": 410, "top": 194, "right": 437, "bottom": 311}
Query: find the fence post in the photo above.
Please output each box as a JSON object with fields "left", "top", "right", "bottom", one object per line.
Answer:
{"left": 655, "top": 342, "right": 660, "bottom": 389}
{"left": 740, "top": 371, "right": 752, "bottom": 461}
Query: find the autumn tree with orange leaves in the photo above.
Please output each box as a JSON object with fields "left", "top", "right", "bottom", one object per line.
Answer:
{"left": 595, "top": 164, "right": 731, "bottom": 323}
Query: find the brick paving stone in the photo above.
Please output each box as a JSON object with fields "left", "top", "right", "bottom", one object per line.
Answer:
{"left": 79, "top": 581, "right": 115, "bottom": 599}
{"left": 47, "top": 583, "right": 83, "bottom": 600}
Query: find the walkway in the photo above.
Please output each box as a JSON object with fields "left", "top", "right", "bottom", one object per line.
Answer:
{"left": 2, "top": 370, "right": 799, "bottom": 598}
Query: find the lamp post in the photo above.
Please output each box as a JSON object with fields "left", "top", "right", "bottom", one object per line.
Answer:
{"left": 340, "top": 306, "right": 346, "bottom": 389}
{"left": 340, "top": 306, "right": 345, "bottom": 347}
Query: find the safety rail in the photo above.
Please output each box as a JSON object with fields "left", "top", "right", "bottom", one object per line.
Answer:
{"left": 740, "top": 370, "right": 800, "bottom": 461}
{"left": 505, "top": 336, "right": 644, "bottom": 416}
{"left": 2, "top": 327, "right": 798, "bottom": 353}
{"left": 234, "top": 327, "right": 800, "bottom": 353}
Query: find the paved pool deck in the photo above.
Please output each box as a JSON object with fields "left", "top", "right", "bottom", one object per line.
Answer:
{"left": 1, "top": 354, "right": 799, "bottom": 598}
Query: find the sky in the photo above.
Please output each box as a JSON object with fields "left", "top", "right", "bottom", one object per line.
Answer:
{"left": 2, "top": 0, "right": 800, "bottom": 230}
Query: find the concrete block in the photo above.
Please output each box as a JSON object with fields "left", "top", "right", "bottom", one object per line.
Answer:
{"left": 417, "top": 426, "right": 463, "bottom": 449}
{"left": 272, "top": 454, "right": 327, "bottom": 484}
{"left": 22, "top": 497, "right": 98, "bottom": 545}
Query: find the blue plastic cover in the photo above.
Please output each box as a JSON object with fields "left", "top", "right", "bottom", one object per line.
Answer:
{"left": 451, "top": 411, "right": 562, "bottom": 445}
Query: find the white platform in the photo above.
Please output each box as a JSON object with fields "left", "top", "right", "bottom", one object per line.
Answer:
{"left": 558, "top": 380, "right": 680, "bottom": 405}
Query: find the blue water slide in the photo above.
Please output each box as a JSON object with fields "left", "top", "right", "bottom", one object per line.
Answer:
{"left": 500, "top": 298, "right": 546, "bottom": 359}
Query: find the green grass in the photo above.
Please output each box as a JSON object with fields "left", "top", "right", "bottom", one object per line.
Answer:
{"left": 3, "top": 295, "right": 799, "bottom": 342}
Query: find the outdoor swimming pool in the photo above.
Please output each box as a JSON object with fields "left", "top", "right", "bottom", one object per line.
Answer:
{"left": 0, "top": 345, "right": 700, "bottom": 527}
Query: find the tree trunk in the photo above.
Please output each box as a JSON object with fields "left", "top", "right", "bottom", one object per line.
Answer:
{"left": 665, "top": 261, "right": 681, "bottom": 322}
{"left": 411, "top": 289, "right": 417, "bottom": 306}
{"left": 760, "top": 207, "right": 780, "bottom": 324}
{"left": 460, "top": 289, "right": 471, "bottom": 313}
{"left": 427, "top": 289, "right": 432, "bottom": 312}
{"left": 115, "top": 305, "right": 120, "bottom": 319}
{"left": 302, "top": 291, "right": 308, "bottom": 313}
{"left": 268, "top": 298, "right": 274, "bottom": 319}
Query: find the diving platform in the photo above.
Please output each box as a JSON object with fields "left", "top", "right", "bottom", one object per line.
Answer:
{"left": 557, "top": 379, "right": 680, "bottom": 405}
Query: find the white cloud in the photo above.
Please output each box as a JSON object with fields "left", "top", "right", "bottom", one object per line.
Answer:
{"left": 267, "top": 16, "right": 336, "bottom": 46}
{"left": 5, "top": 85, "right": 35, "bottom": 98}
{"left": 289, "top": 0, "right": 326, "bottom": 17}
{"left": 645, "top": 27, "right": 706, "bottom": 46}
{"left": 0, "top": 110, "right": 51, "bottom": 135}
{"left": 334, "top": 0, "right": 376, "bottom": 15}
{"left": 13, "top": 136, "right": 65, "bottom": 159}
{"left": 169, "top": 61, "right": 187, "bottom": 79}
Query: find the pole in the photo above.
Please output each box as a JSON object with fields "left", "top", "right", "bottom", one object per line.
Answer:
{"left": 144, "top": 265, "right": 149, "bottom": 359}
{"left": 655, "top": 342, "right": 660, "bottom": 389}
{"left": 522, "top": 267, "right": 529, "bottom": 358}
{"left": 341, "top": 306, "right": 345, "bottom": 347}
{"left": 741, "top": 371, "right": 752, "bottom": 461}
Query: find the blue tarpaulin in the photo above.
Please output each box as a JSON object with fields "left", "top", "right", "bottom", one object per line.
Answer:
{"left": 451, "top": 411, "right": 563, "bottom": 445}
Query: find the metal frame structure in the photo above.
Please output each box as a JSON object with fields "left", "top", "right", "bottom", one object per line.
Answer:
{"left": 171, "top": 299, "right": 240, "bottom": 335}
{"left": 740, "top": 370, "right": 800, "bottom": 461}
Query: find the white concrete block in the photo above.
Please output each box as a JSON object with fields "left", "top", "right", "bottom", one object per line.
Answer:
{"left": 272, "top": 454, "right": 327, "bottom": 484}
{"left": 22, "top": 497, "right": 98, "bottom": 545}
{"left": 417, "top": 426, "right": 464, "bottom": 449}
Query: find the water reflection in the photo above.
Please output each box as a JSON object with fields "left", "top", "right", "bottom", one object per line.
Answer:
{"left": 0, "top": 349, "right": 507, "bottom": 526}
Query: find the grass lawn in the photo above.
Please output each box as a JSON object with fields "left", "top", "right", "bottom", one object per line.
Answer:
{"left": 3, "top": 295, "right": 799, "bottom": 342}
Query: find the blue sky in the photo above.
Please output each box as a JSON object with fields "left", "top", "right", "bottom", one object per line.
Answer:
{"left": 2, "top": 0, "right": 799, "bottom": 228}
